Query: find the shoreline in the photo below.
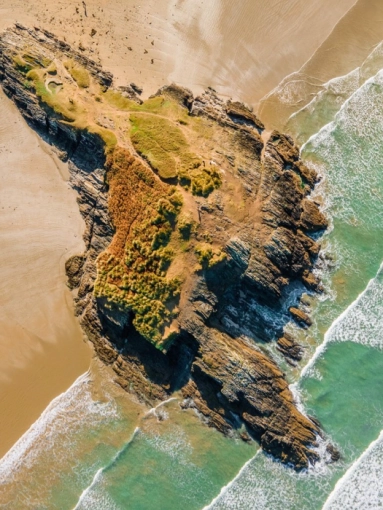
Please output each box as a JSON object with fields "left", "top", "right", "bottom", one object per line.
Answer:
{"left": 0, "top": 0, "right": 358, "bottom": 459}
{"left": 259, "top": 0, "right": 383, "bottom": 130}
{"left": 0, "top": 88, "right": 91, "bottom": 457}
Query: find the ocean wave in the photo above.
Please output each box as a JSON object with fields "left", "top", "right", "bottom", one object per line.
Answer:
{"left": 72, "top": 427, "right": 140, "bottom": 510}
{"left": 0, "top": 371, "right": 127, "bottom": 509}
{"left": 74, "top": 484, "right": 120, "bottom": 510}
{"left": 202, "top": 454, "right": 258, "bottom": 510}
{"left": 203, "top": 445, "right": 337, "bottom": 510}
{"left": 323, "top": 430, "right": 383, "bottom": 509}
{"left": 300, "top": 260, "right": 383, "bottom": 379}
{"left": 72, "top": 397, "right": 179, "bottom": 510}
{"left": 0, "top": 372, "right": 117, "bottom": 480}
{"left": 287, "top": 40, "right": 383, "bottom": 145}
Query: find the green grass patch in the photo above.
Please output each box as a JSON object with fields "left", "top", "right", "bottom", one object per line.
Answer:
{"left": 26, "top": 69, "right": 81, "bottom": 121}
{"left": 177, "top": 213, "right": 196, "bottom": 240}
{"left": 103, "top": 89, "right": 137, "bottom": 110}
{"left": 23, "top": 53, "right": 52, "bottom": 68}
{"left": 13, "top": 55, "right": 33, "bottom": 74}
{"left": 130, "top": 114, "right": 188, "bottom": 179}
{"left": 179, "top": 165, "right": 222, "bottom": 197}
{"left": 129, "top": 113, "right": 222, "bottom": 195}
{"left": 88, "top": 124, "right": 118, "bottom": 151}
{"left": 64, "top": 59, "right": 90, "bottom": 88}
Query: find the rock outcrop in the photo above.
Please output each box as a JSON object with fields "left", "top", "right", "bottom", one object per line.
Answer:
{"left": 0, "top": 24, "right": 332, "bottom": 469}
{"left": 277, "top": 333, "right": 304, "bottom": 366}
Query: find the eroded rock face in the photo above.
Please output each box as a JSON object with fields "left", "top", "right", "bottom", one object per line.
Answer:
{"left": 0, "top": 24, "right": 331, "bottom": 469}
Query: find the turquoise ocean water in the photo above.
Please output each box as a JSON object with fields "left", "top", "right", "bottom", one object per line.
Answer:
{"left": 2, "top": 45, "right": 383, "bottom": 509}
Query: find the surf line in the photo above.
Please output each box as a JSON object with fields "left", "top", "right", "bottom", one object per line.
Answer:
{"left": 322, "top": 429, "right": 383, "bottom": 509}
{"left": 299, "top": 261, "right": 383, "bottom": 380}
{"left": 0, "top": 371, "right": 91, "bottom": 479}
{"left": 72, "top": 396, "right": 178, "bottom": 509}
{"left": 301, "top": 70, "right": 383, "bottom": 154}
{"left": 202, "top": 451, "right": 261, "bottom": 510}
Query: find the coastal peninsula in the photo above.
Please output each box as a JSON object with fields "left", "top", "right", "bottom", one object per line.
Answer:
{"left": 0, "top": 24, "right": 331, "bottom": 469}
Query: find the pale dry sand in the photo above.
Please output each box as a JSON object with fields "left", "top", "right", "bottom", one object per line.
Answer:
{"left": 259, "top": 0, "right": 383, "bottom": 130}
{"left": 0, "top": 89, "right": 90, "bottom": 456}
{"left": 0, "top": 0, "right": 354, "bottom": 104}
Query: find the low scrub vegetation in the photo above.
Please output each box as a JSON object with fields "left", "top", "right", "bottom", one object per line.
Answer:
{"left": 94, "top": 147, "right": 183, "bottom": 348}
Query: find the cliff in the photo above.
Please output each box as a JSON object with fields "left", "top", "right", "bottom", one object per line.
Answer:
{"left": 0, "top": 24, "right": 332, "bottom": 469}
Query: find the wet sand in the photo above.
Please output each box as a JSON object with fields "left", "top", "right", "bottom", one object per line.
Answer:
{"left": 164, "top": 0, "right": 356, "bottom": 107}
{"left": 259, "top": 0, "right": 383, "bottom": 130}
{"left": 0, "top": 89, "right": 90, "bottom": 456}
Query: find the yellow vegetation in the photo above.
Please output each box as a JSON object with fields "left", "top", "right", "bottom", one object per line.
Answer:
{"left": 64, "top": 59, "right": 90, "bottom": 88}
{"left": 130, "top": 113, "right": 189, "bottom": 179}
{"left": 11, "top": 48, "right": 227, "bottom": 347}
{"left": 130, "top": 114, "right": 222, "bottom": 195}
{"left": 94, "top": 147, "right": 183, "bottom": 347}
{"left": 195, "top": 243, "right": 226, "bottom": 269}
{"left": 177, "top": 213, "right": 196, "bottom": 240}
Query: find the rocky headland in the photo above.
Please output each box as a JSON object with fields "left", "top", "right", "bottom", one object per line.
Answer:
{"left": 0, "top": 24, "right": 331, "bottom": 469}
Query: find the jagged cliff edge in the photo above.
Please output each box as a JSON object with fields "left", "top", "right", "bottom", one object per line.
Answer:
{"left": 0, "top": 24, "right": 337, "bottom": 469}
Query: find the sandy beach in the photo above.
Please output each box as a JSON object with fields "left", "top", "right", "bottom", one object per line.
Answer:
{"left": 0, "top": 89, "right": 90, "bottom": 456}
{"left": 0, "top": 0, "right": 359, "bottom": 457}
{"left": 0, "top": 0, "right": 354, "bottom": 104}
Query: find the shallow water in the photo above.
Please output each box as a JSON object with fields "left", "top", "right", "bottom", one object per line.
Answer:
{"left": 3, "top": 37, "right": 383, "bottom": 510}
{"left": 204, "top": 49, "right": 383, "bottom": 510}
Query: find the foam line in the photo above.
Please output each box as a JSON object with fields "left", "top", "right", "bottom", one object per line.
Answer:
{"left": 322, "top": 429, "right": 383, "bottom": 509}
{"left": 202, "top": 451, "right": 260, "bottom": 509}
{"left": 72, "top": 425, "right": 140, "bottom": 510}
{"left": 146, "top": 396, "right": 177, "bottom": 417}
{"left": 302, "top": 70, "right": 383, "bottom": 154}
{"left": 0, "top": 371, "right": 90, "bottom": 479}
{"left": 73, "top": 467, "right": 105, "bottom": 510}
{"left": 72, "top": 396, "right": 178, "bottom": 509}
{"left": 300, "top": 261, "right": 383, "bottom": 380}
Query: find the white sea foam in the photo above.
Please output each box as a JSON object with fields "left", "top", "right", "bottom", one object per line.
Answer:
{"left": 73, "top": 468, "right": 105, "bottom": 510}
{"left": 288, "top": 42, "right": 383, "bottom": 143}
{"left": 73, "top": 426, "right": 140, "bottom": 510}
{"left": 300, "top": 261, "right": 383, "bottom": 379}
{"left": 202, "top": 454, "right": 259, "bottom": 510}
{"left": 0, "top": 372, "right": 116, "bottom": 480}
{"left": 72, "top": 397, "right": 180, "bottom": 509}
{"left": 73, "top": 486, "right": 120, "bottom": 510}
{"left": 0, "top": 371, "right": 124, "bottom": 510}
{"left": 303, "top": 70, "right": 383, "bottom": 234}
{"left": 323, "top": 430, "right": 383, "bottom": 509}
{"left": 205, "top": 62, "right": 383, "bottom": 510}
{"left": 290, "top": 68, "right": 360, "bottom": 121}
{"left": 145, "top": 396, "right": 177, "bottom": 419}
{"left": 204, "top": 445, "right": 336, "bottom": 510}
{"left": 203, "top": 382, "right": 334, "bottom": 509}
